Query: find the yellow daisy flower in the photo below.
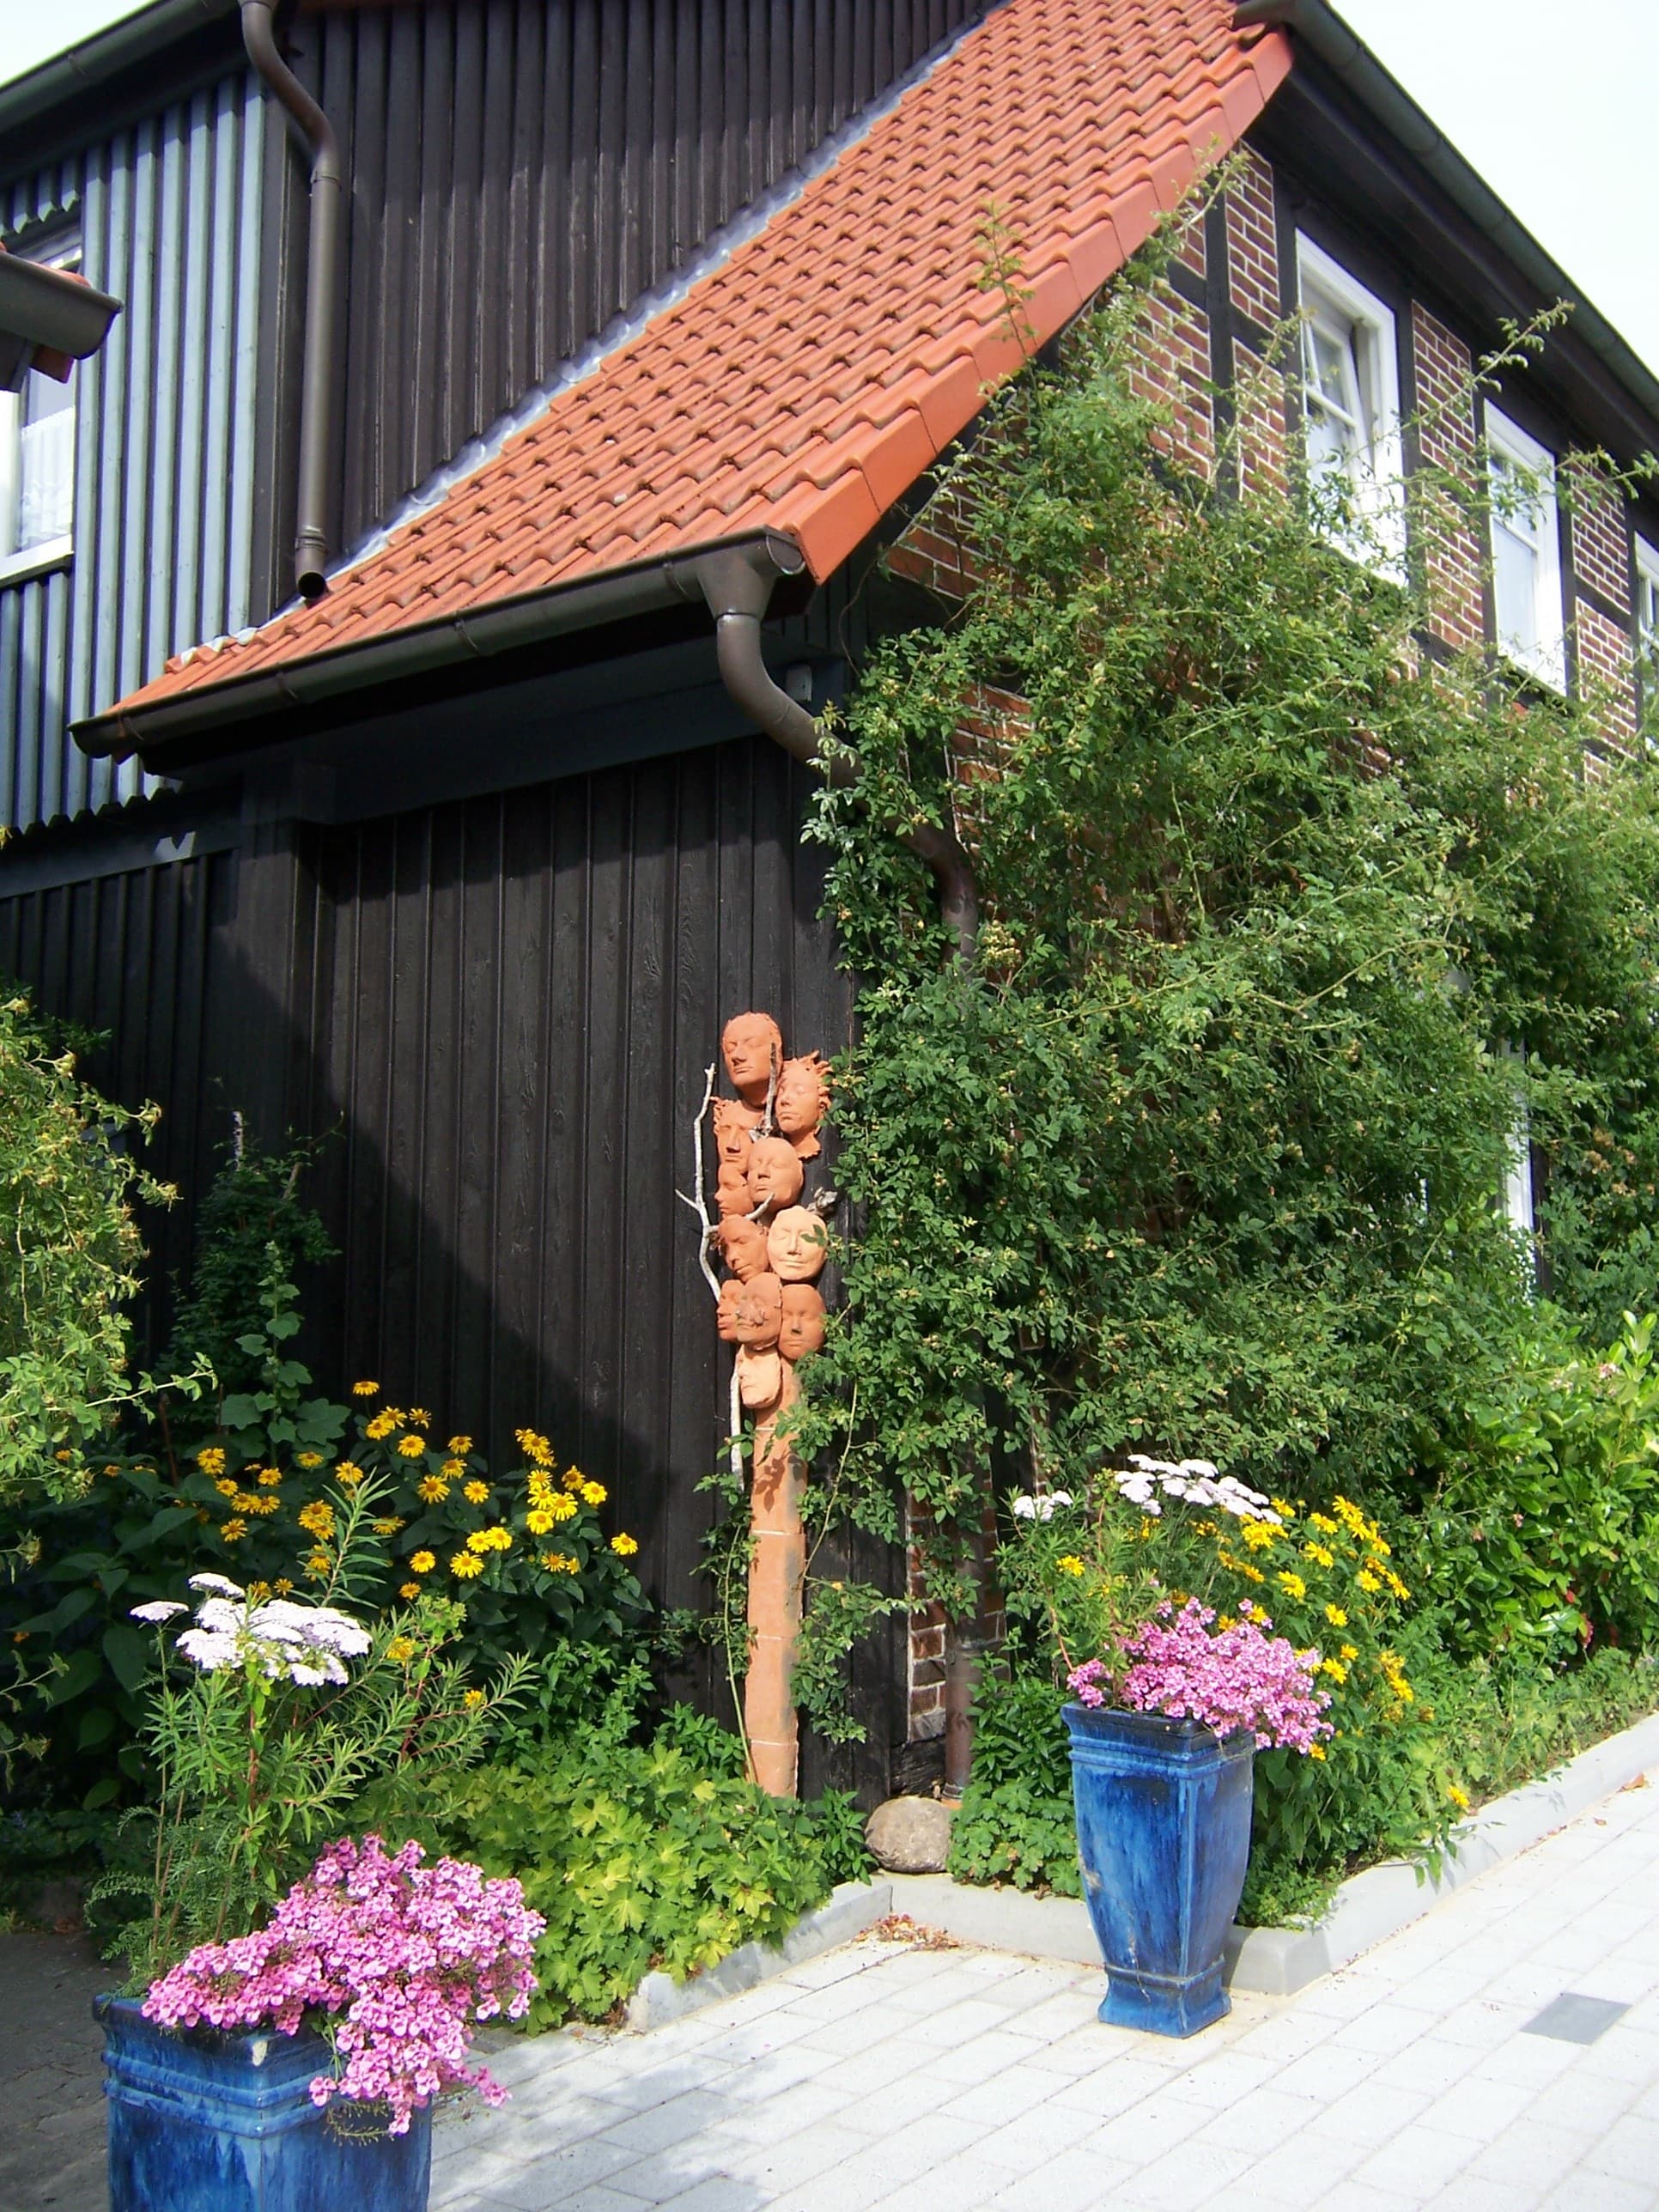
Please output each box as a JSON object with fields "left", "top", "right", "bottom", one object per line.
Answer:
{"left": 463, "top": 1689, "right": 486, "bottom": 1710}
{"left": 406, "top": 1408, "right": 431, "bottom": 1429}
{"left": 296, "top": 1451, "right": 325, "bottom": 1470}
{"left": 257, "top": 1467, "right": 283, "bottom": 1489}
{"left": 580, "top": 1480, "right": 607, "bottom": 1508}
{"left": 365, "top": 1413, "right": 397, "bottom": 1441}
{"left": 1057, "top": 1555, "right": 1085, "bottom": 1577}
{"left": 298, "top": 1500, "right": 336, "bottom": 1540}
{"left": 1324, "top": 1604, "right": 1348, "bottom": 1629}
{"left": 450, "top": 1553, "right": 484, "bottom": 1579}
{"left": 196, "top": 1446, "right": 227, "bottom": 1476}
{"left": 222, "top": 1517, "right": 248, "bottom": 1543}
{"left": 351, "top": 1380, "right": 380, "bottom": 1397}
{"left": 214, "top": 1476, "right": 240, "bottom": 1498}
{"left": 1276, "top": 1571, "right": 1307, "bottom": 1601}
{"left": 397, "top": 1435, "right": 427, "bottom": 1460}
{"left": 386, "top": 1635, "right": 416, "bottom": 1664}
{"left": 398, "top": 1582, "right": 421, "bottom": 1601}
{"left": 447, "top": 1436, "right": 473, "bottom": 1456}
{"left": 418, "top": 1476, "right": 451, "bottom": 1504}
{"left": 273, "top": 1577, "right": 295, "bottom": 1595}
{"left": 464, "top": 1480, "right": 491, "bottom": 1505}
{"left": 611, "top": 1532, "right": 639, "bottom": 1558}
{"left": 409, "top": 1551, "right": 436, "bottom": 1574}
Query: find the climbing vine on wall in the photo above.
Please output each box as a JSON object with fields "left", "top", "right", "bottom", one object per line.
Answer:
{"left": 787, "top": 228, "right": 1659, "bottom": 1615}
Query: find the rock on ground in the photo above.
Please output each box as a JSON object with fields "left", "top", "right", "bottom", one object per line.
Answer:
{"left": 864, "top": 1794, "right": 953, "bottom": 1873}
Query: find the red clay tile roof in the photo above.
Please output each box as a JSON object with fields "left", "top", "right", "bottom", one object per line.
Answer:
{"left": 108, "top": 0, "right": 1290, "bottom": 722}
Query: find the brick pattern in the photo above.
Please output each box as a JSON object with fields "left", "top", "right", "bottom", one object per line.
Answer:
{"left": 1410, "top": 303, "right": 1486, "bottom": 653}
{"left": 1576, "top": 599, "right": 1638, "bottom": 748}
{"left": 1130, "top": 289, "right": 1215, "bottom": 477}
{"left": 1567, "top": 464, "right": 1633, "bottom": 615}
{"left": 1233, "top": 340, "right": 1288, "bottom": 499}
{"left": 108, "top": 0, "right": 1292, "bottom": 720}
{"left": 1174, "top": 198, "right": 1206, "bottom": 281}
{"left": 904, "top": 1494, "right": 1006, "bottom": 1741}
{"left": 886, "top": 489, "right": 981, "bottom": 602}
{"left": 1225, "top": 144, "right": 1280, "bottom": 331}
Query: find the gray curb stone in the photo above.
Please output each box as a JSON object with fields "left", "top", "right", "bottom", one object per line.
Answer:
{"left": 884, "top": 1705, "right": 1659, "bottom": 1996}
{"left": 623, "top": 1878, "right": 893, "bottom": 2031}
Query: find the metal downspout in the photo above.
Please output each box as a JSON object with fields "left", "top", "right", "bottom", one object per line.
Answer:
{"left": 693, "top": 540, "right": 988, "bottom": 1790}
{"left": 692, "top": 543, "right": 980, "bottom": 962}
{"left": 241, "top": 0, "right": 341, "bottom": 600}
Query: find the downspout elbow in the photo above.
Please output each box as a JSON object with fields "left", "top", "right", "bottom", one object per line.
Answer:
{"left": 242, "top": 0, "right": 341, "bottom": 601}
{"left": 694, "top": 544, "right": 978, "bottom": 965}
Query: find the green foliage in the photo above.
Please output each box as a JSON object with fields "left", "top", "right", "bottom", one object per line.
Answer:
{"left": 406, "top": 1685, "right": 870, "bottom": 2026}
{"left": 97, "top": 1478, "right": 528, "bottom": 1985}
{"left": 946, "top": 1672, "right": 1080, "bottom": 1894}
{"left": 1411, "top": 1312, "right": 1659, "bottom": 1663}
{"left": 161, "top": 1127, "right": 334, "bottom": 1396}
{"left": 0, "top": 990, "right": 185, "bottom": 1505}
{"left": 790, "top": 240, "right": 1659, "bottom": 1608}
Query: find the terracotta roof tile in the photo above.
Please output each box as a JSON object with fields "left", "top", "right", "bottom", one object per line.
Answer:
{"left": 106, "top": 0, "right": 1289, "bottom": 721}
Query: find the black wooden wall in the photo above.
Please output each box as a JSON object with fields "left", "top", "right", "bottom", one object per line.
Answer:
{"left": 0, "top": 732, "right": 899, "bottom": 1792}
{"left": 278, "top": 0, "right": 991, "bottom": 562}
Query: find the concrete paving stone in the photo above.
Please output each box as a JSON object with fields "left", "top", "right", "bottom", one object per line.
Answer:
{"left": 1303, "top": 2076, "right": 1435, "bottom": 2149}
{"left": 1455, "top": 2114, "right": 1595, "bottom": 2196}
{"left": 936, "top": 2096, "right": 1100, "bottom": 2176}
{"left": 915, "top": 2026, "right": 1054, "bottom": 2089}
{"left": 709, "top": 2081, "right": 855, "bottom": 2145}
{"left": 981, "top": 2145, "right": 1145, "bottom": 2212}
{"left": 483, "top": 2136, "right": 648, "bottom": 2207}
{"left": 1101, "top": 2136, "right": 1256, "bottom": 2208}
{"left": 1076, "top": 2089, "right": 1224, "bottom": 2168}
{"left": 1228, "top": 2129, "right": 1366, "bottom": 2209}
{"left": 709, "top": 2120, "right": 872, "bottom": 2194}
{"left": 1269, "top": 2037, "right": 1385, "bottom": 2103}
{"left": 1046, "top": 2053, "right": 1193, "bottom": 2121}
{"left": 934, "top": 2063, "right": 1073, "bottom": 2129}
{"left": 1415, "top": 2068, "right": 1547, "bottom": 2142}
{"left": 1536, "top": 2174, "right": 1659, "bottom": 2212}
{"left": 1579, "top": 2112, "right": 1659, "bottom": 2182}
{"left": 1188, "top": 2082, "right": 1326, "bottom": 2157}
{"left": 1567, "top": 2024, "right": 1659, "bottom": 2084}
{"left": 598, "top": 2088, "right": 735, "bottom": 2157}
{"left": 580, "top": 2147, "right": 732, "bottom": 2206}
{"left": 1420, "top": 2177, "right": 1547, "bottom": 2212}
{"left": 1165, "top": 2045, "right": 1283, "bottom": 2109}
{"left": 1306, "top": 2185, "right": 1419, "bottom": 2212}
{"left": 1347, "top": 2122, "right": 1476, "bottom": 2199}
{"left": 868, "top": 2145, "right": 1024, "bottom": 2210}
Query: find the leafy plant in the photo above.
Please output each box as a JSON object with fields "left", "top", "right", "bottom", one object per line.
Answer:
{"left": 97, "top": 1479, "right": 528, "bottom": 1984}
{"left": 946, "top": 1671, "right": 1080, "bottom": 1895}
{"left": 0, "top": 990, "right": 188, "bottom": 1506}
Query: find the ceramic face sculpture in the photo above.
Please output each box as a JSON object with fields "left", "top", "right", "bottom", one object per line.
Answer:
{"left": 746, "top": 1137, "right": 804, "bottom": 1215}
{"left": 730, "top": 1273, "right": 783, "bottom": 1351}
{"left": 711, "top": 1095, "right": 761, "bottom": 1164}
{"left": 777, "top": 1282, "right": 827, "bottom": 1363}
{"left": 775, "top": 1054, "right": 829, "bottom": 1158}
{"left": 737, "top": 1346, "right": 783, "bottom": 1412}
{"left": 717, "top": 1215, "right": 769, "bottom": 1281}
{"left": 715, "top": 1275, "right": 744, "bottom": 1344}
{"left": 715, "top": 1158, "right": 753, "bottom": 1217}
{"left": 721, "top": 1012, "right": 784, "bottom": 1108}
{"left": 767, "top": 1205, "right": 828, "bottom": 1284}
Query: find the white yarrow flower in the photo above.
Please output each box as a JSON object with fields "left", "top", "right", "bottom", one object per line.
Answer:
{"left": 130, "top": 1600, "right": 188, "bottom": 1625}
{"left": 187, "top": 1573, "right": 246, "bottom": 1598}
{"left": 176, "top": 1628, "right": 241, "bottom": 1672}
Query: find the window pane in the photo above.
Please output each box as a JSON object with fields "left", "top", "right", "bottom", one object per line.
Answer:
{"left": 1492, "top": 514, "right": 1540, "bottom": 656}
{"left": 18, "top": 368, "right": 75, "bottom": 548}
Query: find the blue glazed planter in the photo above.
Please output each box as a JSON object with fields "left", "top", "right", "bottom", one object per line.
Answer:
{"left": 1064, "top": 1703, "right": 1255, "bottom": 2039}
{"left": 98, "top": 1996, "right": 433, "bottom": 2212}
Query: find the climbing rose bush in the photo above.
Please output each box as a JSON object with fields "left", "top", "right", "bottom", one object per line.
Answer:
{"left": 1068, "top": 1599, "right": 1332, "bottom": 1753}
{"left": 143, "top": 1833, "right": 544, "bottom": 2134}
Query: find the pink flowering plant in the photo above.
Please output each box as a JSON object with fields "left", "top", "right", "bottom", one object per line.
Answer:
{"left": 96, "top": 1476, "right": 530, "bottom": 1985}
{"left": 143, "top": 1833, "right": 544, "bottom": 2134}
{"left": 1067, "top": 1599, "right": 1332, "bottom": 1753}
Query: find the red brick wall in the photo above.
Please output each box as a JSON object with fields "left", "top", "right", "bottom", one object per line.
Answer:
{"left": 1409, "top": 304, "right": 1486, "bottom": 653}
{"left": 1226, "top": 148, "right": 1281, "bottom": 331}
{"left": 1576, "top": 599, "right": 1638, "bottom": 747}
{"left": 1567, "top": 466, "right": 1633, "bottom": 617}
{"left": 1128, "top": 289, "right": 1215, "bottom": 478}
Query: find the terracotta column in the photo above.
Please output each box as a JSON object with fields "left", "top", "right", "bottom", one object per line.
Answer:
{"left": 744, "top": 1365, "right": 805, "bottom": 1796}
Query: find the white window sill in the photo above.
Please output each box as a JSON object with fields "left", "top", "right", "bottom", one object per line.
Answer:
{"left": 1497, "top": 638, "right": 1568, "bottom": 697}
{"left": 0, "top": 536, "right": 73, "bottom": 587}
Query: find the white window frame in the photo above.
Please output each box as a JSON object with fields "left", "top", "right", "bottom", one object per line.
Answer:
{"left": 1295, "top": 234, "right": 1406, "bottom": 578}
{"left": 1637, "top": 534, "right": 1659, "bottom": 666}
{"left": 1485, "top": 402, "right": 1565, "bottom": 694}
{"left": 0, "top": 232, "right": 80, "bottom": 586}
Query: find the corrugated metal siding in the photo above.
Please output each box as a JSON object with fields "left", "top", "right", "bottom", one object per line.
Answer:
{"left": 295, "top": 0, "right": 990, "bottom": 553}
{"left": 0, "top": 72, "right": 264, "bottom": 833}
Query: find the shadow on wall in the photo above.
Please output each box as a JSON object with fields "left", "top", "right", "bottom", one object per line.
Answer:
{"left": 0, "top": 732, "right": 901, "bottom": 1797}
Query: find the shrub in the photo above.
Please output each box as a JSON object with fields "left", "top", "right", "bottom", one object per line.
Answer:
{"left": 947, "top": 1671, "right": 1079, "bottom": 1895}
{"left": 0, "top": 991, "right": 179, "bottom": 1506}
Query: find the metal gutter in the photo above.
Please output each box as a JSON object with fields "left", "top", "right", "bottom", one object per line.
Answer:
{"left": 0, "top": 252, "right": 121, "bottom": 391}
{"left": 240, "top": 0, "right": 340, "bottom": 599}
{"left": 1236, "top": 0, "right": 1659, "bottom": 434}
{"left": 0, "top": 1, "right": 234, "bottom": 148}
{"left": 72, "top": 530, "right": 802, "bottom": 762}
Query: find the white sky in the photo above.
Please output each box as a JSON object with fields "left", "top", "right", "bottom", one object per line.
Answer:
{"left": 2, "top": 0, "right": 1656, "bottom": 379}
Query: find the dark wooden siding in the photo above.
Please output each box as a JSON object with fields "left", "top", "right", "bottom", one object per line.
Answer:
{"left": 285, "top": 0, "right": 990, "bottom": 558}
{"left": 0, "top": 843, "right": 253, "bottom": 1353}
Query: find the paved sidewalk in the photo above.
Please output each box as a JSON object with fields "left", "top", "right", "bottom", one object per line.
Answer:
{"left": 0, "top": 1929, "right": 111, "bottom": 2212}
{"left": 437, "top": 1776, "right": 1659, "bottom": 2212}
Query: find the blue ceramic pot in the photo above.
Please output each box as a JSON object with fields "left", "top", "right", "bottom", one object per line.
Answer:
{"left": 1063, "top": 1703, "right": 1255, "bottom": 2038}
{"left": 99, "top": 1995, "right": 433, "bottom": 2212}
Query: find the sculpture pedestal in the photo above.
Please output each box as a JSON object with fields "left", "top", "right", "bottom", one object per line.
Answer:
{"left": 744, "top": 1378, "right": 805, "bottom": 1796}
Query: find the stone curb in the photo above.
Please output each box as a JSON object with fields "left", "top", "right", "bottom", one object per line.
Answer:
{"left": 886, "top": 1705, "right": 1659, "bottom": 1996}
{"left": 623, "top": 1879, "right": 893, "bottom": 2032}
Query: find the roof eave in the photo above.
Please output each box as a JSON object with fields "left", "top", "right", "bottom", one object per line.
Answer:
{"left": 1237, "top": 0, "right": 1659, "bottom": 439}
{"left": 72, "top": 527, "right": 807, "bottom": 768}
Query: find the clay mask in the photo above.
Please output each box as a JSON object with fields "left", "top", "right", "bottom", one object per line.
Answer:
{"left": 775, "top": 1054, "right": 829, "bottom": 1154}
{"left": 777, "top": 1282, "right": 827, "bottom": 1362}
{"left": 717, "top": 1216, "right": 769, "bottom": 1281}
{"left": 746, "top": 1137, "right": 804, "bottom": 1214}
{"left": 711, "top": 1095, "right": 761, "bottom": 1164}
{"left": 736, "top": 1346, "right": 782, "bottom": 1412}
{"left": 720, "top": 1012, "right": 784, "bottom": 1107}
{"left": 766, "top": 1205, "right": 828, "bottom": 1283}
{"left": 715, "top": 1276, "right": 744, "bottom": 1343}
{"left": 715, "top": 1158, "right": 752, "bottom": 1217}
{"left": 731, "top": 1272, "right": 783, "bottom": 1350}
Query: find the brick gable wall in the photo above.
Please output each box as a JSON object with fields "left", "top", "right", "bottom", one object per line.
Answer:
{"left": 884, "top": 143, "right": 1653, "bottom": 1742}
